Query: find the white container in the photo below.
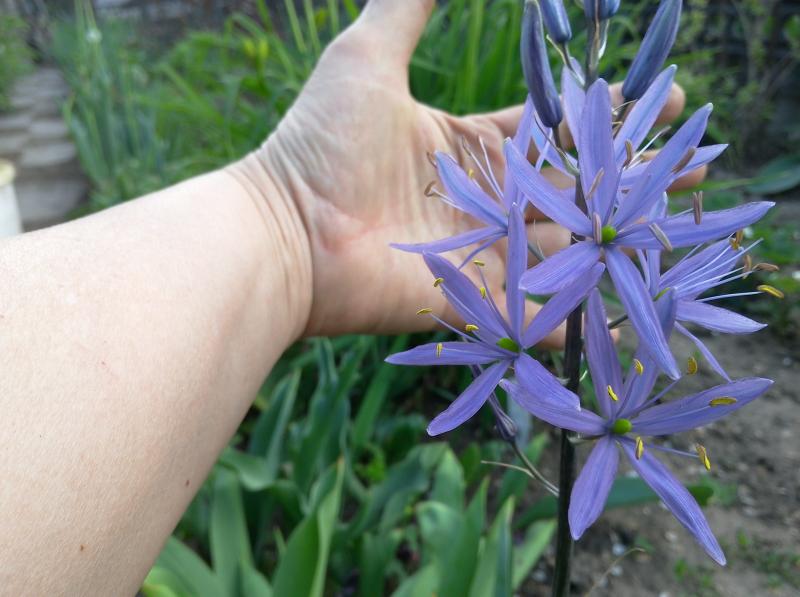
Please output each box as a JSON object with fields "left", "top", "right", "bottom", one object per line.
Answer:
{"left": 0, "top": 160, "right": 23, "bottom": 237}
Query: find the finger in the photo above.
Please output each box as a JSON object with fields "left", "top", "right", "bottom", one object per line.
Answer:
{"left": 360, "top": 0, "right": 435, "bottom": 65}
{"left": 637, "top": 149, "right": 708, "bottom": 191}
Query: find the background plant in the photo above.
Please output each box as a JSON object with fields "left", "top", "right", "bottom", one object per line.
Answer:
{"left": 0, "top": 14, "right": 33, "bottom": 111}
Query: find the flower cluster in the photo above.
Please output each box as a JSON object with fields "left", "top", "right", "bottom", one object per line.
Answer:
{"left": 387, "top": 0, "right": 781, "bottom": 565}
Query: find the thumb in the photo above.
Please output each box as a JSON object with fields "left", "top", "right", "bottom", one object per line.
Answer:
{"left": 360, "top": 0, "right": 435, "bottom": 65}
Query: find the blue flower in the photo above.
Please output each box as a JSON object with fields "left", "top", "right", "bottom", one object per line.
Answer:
{"left": 386, "top": 206, "right": 604, "bottom": 435}
{"left": 506, "top": 78, "right": 774, "bottom": 378}
{"left": 501, "top": 289, "right": 773, "bottom": 565}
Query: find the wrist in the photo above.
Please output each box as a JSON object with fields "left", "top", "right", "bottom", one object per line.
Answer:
{"left": 225, "top": 149, "right": 313, "bottom": 345}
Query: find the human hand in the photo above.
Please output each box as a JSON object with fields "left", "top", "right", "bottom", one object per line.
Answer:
{"left": 252, "top": 0, "right": 704, "bottom": 343}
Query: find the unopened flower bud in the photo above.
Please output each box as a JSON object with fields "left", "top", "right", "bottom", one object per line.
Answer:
{"left": 622, "top": 0, "right": 682, "bottom": 100}
{"left": 521, "top": 0, "right": 563, "bottom": 128}
{"left": 541, "top": 0, "right": 572, "bottom": 44}
{"left": 583, "top": 0, "right": 621, "bottom": 20}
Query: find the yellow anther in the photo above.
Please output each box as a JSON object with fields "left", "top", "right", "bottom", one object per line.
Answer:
{"left": 465, "top": 324, "right": 480, "bottom": 333}
{"left": 607, "top": 385, "right": 619, "bottom": 402}
{"left": 416, "top": 308, "right": 433, "bottom": 315}
{"left": 709, "top": 397, "right": 737, "bottom": 407}
{"left": 473, "top": 259, "right": 485, "bottom": 267}
{"left": 467, "top": 168, "right": 476, "bottom": 179}
{"left": 687, "top": 356, "right": 698, "bottom": 375}
{"left": 633, "top": 359, "right": 644, "bottom": 375}
{"left": 435, "top": 343, "right": 443, "bottom": 357}
{"left": 479, "top": 286, "right": 487, "bottom": 299}
{"left": 729, "top": 237, "right": 740, "bottom": 251}
{"left": 433, "top": 277, "right": 444, "bottom": 288}
{"left": 757, "top": 284, "right": 784, "bottom": 299}
{"left": 635, "top": 436, "right": 645, "bottom": 460}
{"left": 695, "top": 444, "right": 711, "bottom": 471}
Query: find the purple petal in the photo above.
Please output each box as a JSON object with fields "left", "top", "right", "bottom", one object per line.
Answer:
{"left": 614, "top": 66, "right": 676, "bottom": 165}
{"left": 585, "top": 289, "right": 623, "bottom": 418}
{"left": 514, "top": 352, "right": 581, "bottom": 410}
{"left": 506, "top": 204, "right": 527, "bottom": 338}
{"left": 562, "top": 67, "right": 585, "bottom": 148}
{"left": 501, "top": 378, "right": 606, "bottom": 435}
{"left": 503, "top": 98, "right": 537, "bottom": 209}
{"left": 519, "top": 241, "right": 601, "bottom": 295}
{"left": 621, "top": 442, "right": 726, "bottom": 565}
{"left": 505, "top": 141, "right": 592, "bottom": 236}
{"left": 523, "top": 262, "right": 605, "bottom": 347}
{"left": 423, "top": 253, "right": 508, "bottom": 339}
{"left": 569, "top": 437, "right": 619, "bottom": 539}
{"left": 675, "top": 322, "right": 730, "bottom": 381}
{"left": 618, "top": 202, "right": 775, "bottom": 250}
{"left": 614, "top": 105, "right": 713, "bottom": 229}
{"left": 677, "top": 300, "right": 766, "bottom": 334}
{"left": 392, "top": 226, "right": 502, "bottom": 254}
{"left": 386, "top": 342, "right": 504, "bottom": 366}
{"left": 606, "top": 248, "right": 680, "bottom": 379}
{"left": 619, "top": 144, "right": 726, "bottom": 188}
{"left": 427, "top": 361, "right": 510, "bottom": 435}
{"left": 435, "top": 152, "right": 506, "bottom": 227}
{"left": 660, "top": 239, "right": 734, "bottom": 291}
{"left": 579, "top": 79, "right": 618, "bottom": 223}
{"left": 632, "top": 377, "right": 773, "bottom": 435}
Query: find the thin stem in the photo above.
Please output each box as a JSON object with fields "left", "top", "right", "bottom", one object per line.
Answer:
{"left": 608, "top": 313, "right": 628, "bottom": 329}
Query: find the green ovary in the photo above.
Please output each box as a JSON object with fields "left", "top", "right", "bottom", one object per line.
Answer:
{"left": 611, "top": 418, "right": 632, "bottom": 434}
{"left": 601, "top": 225, "right": 618, "bottom": 243}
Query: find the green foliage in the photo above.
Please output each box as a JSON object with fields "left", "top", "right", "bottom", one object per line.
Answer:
{"left": 0, "top": 15, "right": 33, "bottom": 111}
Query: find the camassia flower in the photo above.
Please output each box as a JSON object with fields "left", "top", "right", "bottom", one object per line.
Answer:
{"left": 392, "top": 99, "right": 536, "bottom": 263}
{"left": 643, "top": 237, "right": 776, "bottom": 379}
{"left": 501, "top": 290, "right": 773, "bottom": 564}
{"left": 386, "top": 206, "right": 604, "bottom": 435}
{"left": 505, "top": 78, "right": 774, "bottom": 379}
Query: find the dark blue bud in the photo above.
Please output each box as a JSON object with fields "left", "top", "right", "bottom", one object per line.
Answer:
{"left": 622, "top": 0, "right": 682, "bottom": 100}
{"left": 521, "top": 0, "right": 563, "bottom": 128}
{"left": 541, "top": 0, "right": 572, "bottom": 44}
{"left": 583, "top": 0, "right": 621, "bottom": 20}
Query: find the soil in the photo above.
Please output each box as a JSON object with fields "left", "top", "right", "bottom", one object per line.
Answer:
{"left": 519, "top": 200, "right": 800, "bottom": 597}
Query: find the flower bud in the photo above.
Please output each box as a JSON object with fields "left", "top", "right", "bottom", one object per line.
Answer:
{"left": 541, "top": 0, "right": 572, "bottom": 44}
{"left": 622, "top": 0, "right": 682, "bottom": 100}
{"left": 521, "top": 0, "right": 563, "bottom": 128}
{"left": 583, "top": 0, "right": 621, "bottom": 20}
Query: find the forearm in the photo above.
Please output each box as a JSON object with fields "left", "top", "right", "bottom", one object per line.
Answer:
{"left": 0, "top": 158, "right": 311, "bottom": 595}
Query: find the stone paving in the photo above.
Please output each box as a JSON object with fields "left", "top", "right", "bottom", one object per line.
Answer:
{"left": 0, "top": 67, "right": 87, "bottom": 230}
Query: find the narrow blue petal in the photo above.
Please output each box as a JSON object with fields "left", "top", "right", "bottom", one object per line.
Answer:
{"left": 677, "top": 301, "right": 766, "bottom": 334}
{"left": 423, "top": 253, "right": 507, "bottom": 339}
{"left": 386, "top": 342, "right": 504, "bottom": 366}
{"left": 505, "top": 140, "right": 592, "bottom": 236}
{"left": 579, "top": 79, "right": 618, "bottom": 223}
{"left": 660, "top": 239, "right": 734, "bottom": 291}
{"left": 675, "top": 322, "right": 730, "bottom": 381}
{"left": 615, "top": 105, "right": 713, "bottom": 229}
{"left": 606, "top": 248, "right": 680, "bottom": 379}
{"left": 501, "top": 378, "right": 606, "bottom": 435}
{"left": 515, "top": 352, "right": 580, "bottom": 410}
{"left": 618, "top": 202, "right": 775, "bottom": 250}
{"left": 585, "top": 289, "right": 623, "bottom": 418}
{"left": 391, "top": 226, "right": 501, "bottom": 254}
{"left": 506, "top": 204, "right": 527, "bottom": 339}
{"left": 503, "top": 98, "right": 536, "bottom": 210}
{"left": 435, "top": 152, "right": 506, "bottom": 227}
{"left": 632, "top": 377, "right": 773, "bottom": 435}
{"left": 427, "top": 361, "right": 510, "bottom": 435}
{"left": 614, "top": 66, "right": 676, "bottom": 164}
{"left": 519, "top": 241, "right": 601, "bottom": 294}
{"left": 569, "top": 437, "right": 619, "bottom": 539}
{"left": 562, "top": 67, "right": 585, "bottom": 149}
{"left": 523, "top": 263, "right": 605, "bottom": 347}
{"left": 618, "top": 144, "right": 726, "bottom": 188}
{"left": 621, "top": 442, "right": 726, "bottom": 565}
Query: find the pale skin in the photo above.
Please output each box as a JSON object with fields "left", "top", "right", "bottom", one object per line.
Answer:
{"left": 0, "top": 0, "right": 704, "bottom": 594}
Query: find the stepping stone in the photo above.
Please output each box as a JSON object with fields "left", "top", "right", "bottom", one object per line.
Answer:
{"left": 29, "top": 118, "right": 70, "bottom": 143}
{"left": 0, "top": 133, "right": 29, "bottom": 161}
{"left": 18, "top": 141, "right": 78, "bottom": 177}
{"left": 0, "top": 112, "right": 33, "bottom": 134}
{"left": 16, "top": 177, "right": 88, "bottom": 230}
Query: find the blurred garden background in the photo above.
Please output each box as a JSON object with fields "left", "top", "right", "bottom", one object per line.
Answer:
{"left": 1, "top": 1, "right": 799, "bottom": 595}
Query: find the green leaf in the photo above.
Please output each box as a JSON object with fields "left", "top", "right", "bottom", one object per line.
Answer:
{"left": 141, "top": 567, "right": 184, "bottom": 597}
{"left": 469, "top": 497, "right": 515, "bottom": 597}
{"left": 497, "top": 434, "right": 548, "bottom": 504}
{"left": 238, "top": 562, "right": 273, "bottom": 597}
{"left": 512, "top": 520, "right": 556, "bottom": 590}
{"left": 390, "top": 564, "right": 439, "bottom": 597}
{"left": 272, "top": 460, "right": 344, "bottom": 597}
{"left": 210, "top": 468, "right": 253, "bottom": 594}
{"left": 747, "top": 155, "right": 800, "bottom": 195}
{"left": 357, "top": 531, "right": 403, "bottom": 597}
{"left": 151, "top": 536, "right": 224, "bottom": 597}
{"left": 430, "top": 449, "right": 466, "bottom": 509}
{"left": 249, "top": 369, "right": 301, "bottom": 471}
